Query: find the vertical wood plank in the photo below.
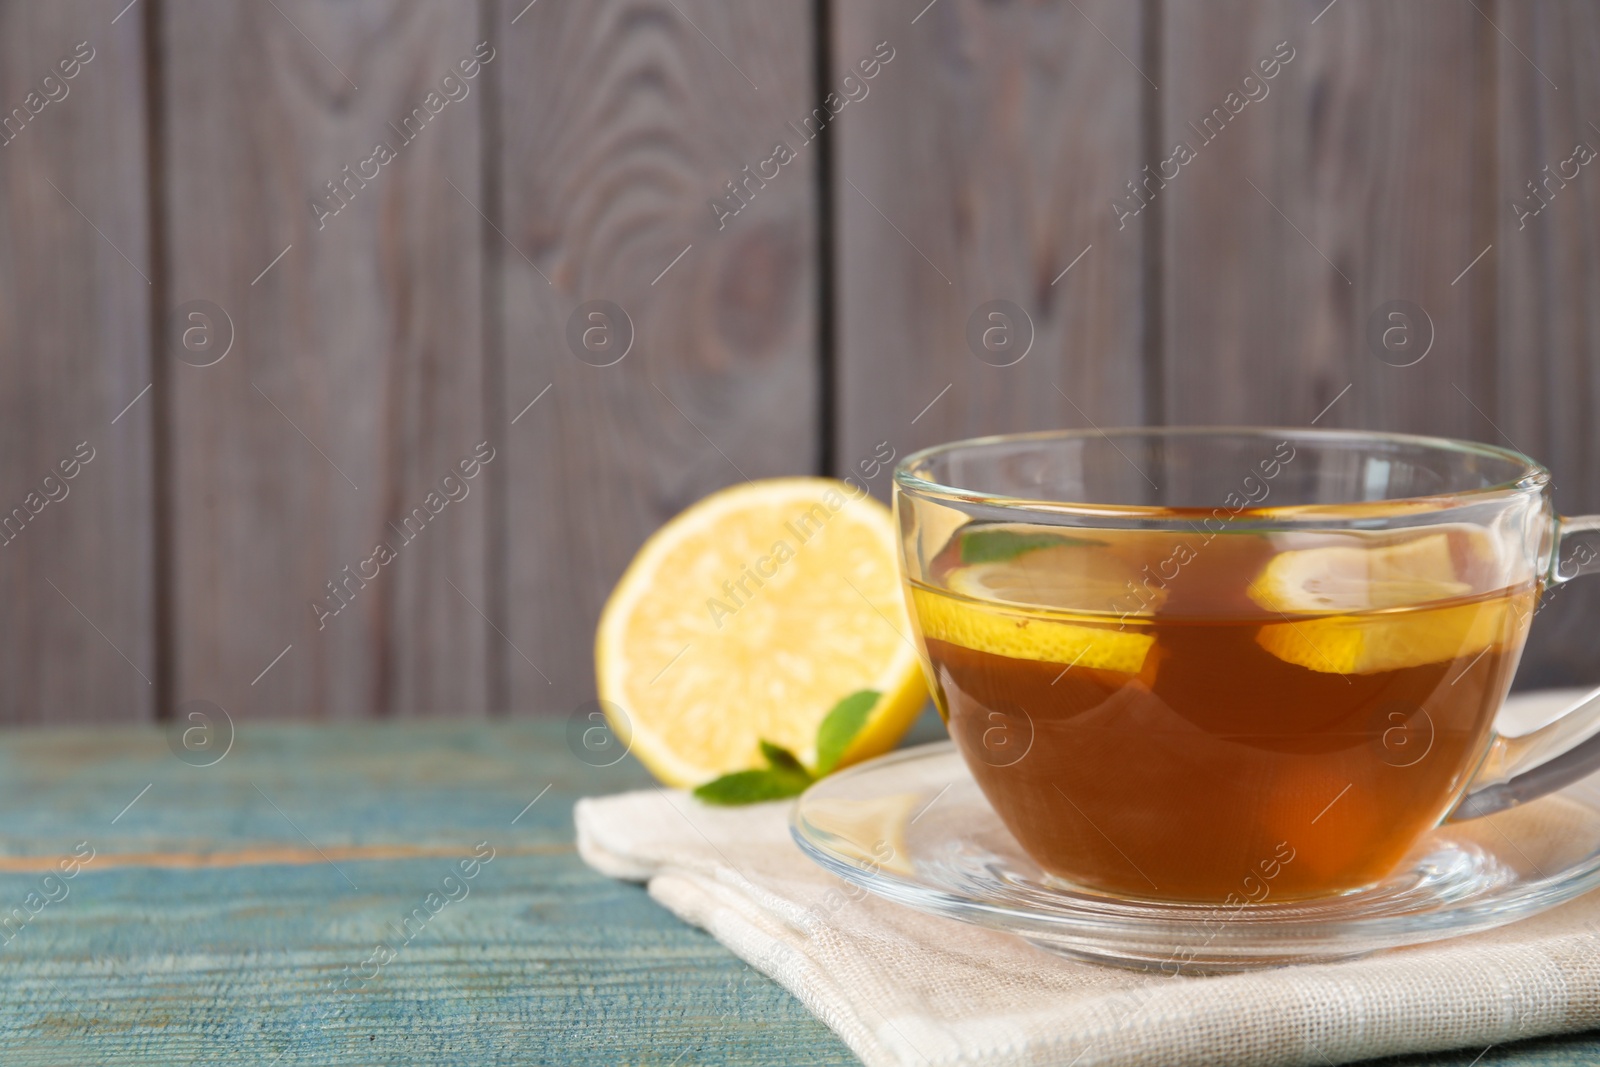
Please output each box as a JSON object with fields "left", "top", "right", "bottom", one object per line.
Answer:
{"left": 1495, "top": 0, "right": 1600, "bottom": 686}
{"left": 0, "top": 1, "right": 155, "bottom": 722}
{"left": 496, "top": 0, "right": 823, "bottom": 714}
{"left": 1159, "top": 0, "right": 1494, "bottom": 436}
{"left": 162, "top": 1, "right": 490, "bottom": 718}
{"left": 833, "top": 0, "right": 1149, "bottom": 484}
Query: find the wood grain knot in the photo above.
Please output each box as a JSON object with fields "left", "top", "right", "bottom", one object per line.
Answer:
{"left": 713, "top": 220, "right": 802, "bottom": 360}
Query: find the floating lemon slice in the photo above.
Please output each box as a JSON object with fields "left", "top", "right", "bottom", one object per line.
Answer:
{"left": 1248, "top": 533, "right": 1473, "bottom": 614}
{"left": 595, "top": 479, "right": 927, "bottom": 788}
{"left": 946, "top": 540, "right": 1162, "bottom": 613}
{"left": 918, "top": 530, "right": 1157, "bottom": 674}
{"left": 1254, "top": 603, "right": 1518, "bottom": 676}
{"left": 1248, "top": 531, "right": 1515, "bottom": 674}
{"left": 911, "top": 586, "right": 1154, "bottom": 674}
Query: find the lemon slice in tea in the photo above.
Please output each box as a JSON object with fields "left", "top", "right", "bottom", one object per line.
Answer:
{"left": 595, "top": 478, "right": 926, "bottom": 788}
{"left": 1249, "top": 530, "right": 1520, "bottom": 674}
{"left": 944, "top": 528, "right": 1162, "bottom": 611}
{"left": 911, "top": 590, "right": 1155, "bottom": 674}
{"left": 1247, "top": 532, "right": 1473, "bottom": 614}
{"left": 914, "top": 526, "right": 1156, "bottom": 675}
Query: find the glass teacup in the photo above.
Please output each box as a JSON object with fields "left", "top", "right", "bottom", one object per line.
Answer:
{"left": 895, "top": 428, "right": 1600, "bottom": 903}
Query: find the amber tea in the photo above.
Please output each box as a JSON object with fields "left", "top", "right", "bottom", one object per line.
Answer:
{"left": 910, "top": 522, "right": 1536, "bottom": 902}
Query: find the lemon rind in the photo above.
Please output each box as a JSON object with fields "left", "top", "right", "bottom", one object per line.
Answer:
{"left": 595, "top": 478, "right": 927, "bottom": 788}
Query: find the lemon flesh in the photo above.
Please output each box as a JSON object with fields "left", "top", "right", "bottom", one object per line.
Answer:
{"left": 1254, "top": 602, "right": 1519, "bottom": 675}
{"left": 1248, "top": 530, "right": 1521, "bottom": 675}
{"left": 1247, "top": 533, "right": 1473, "bottom": 614}
{"left": 912, "top": 586, "right": 1154, "bottom": 674}
{"left": 595, "top": 478, "right": 926, "bottom": 788}
{"left": 946, "top": 538, "right": 1165, "bottom": 613}
{"left": 916, "top": 531, "right": 1156, "bottom": 674}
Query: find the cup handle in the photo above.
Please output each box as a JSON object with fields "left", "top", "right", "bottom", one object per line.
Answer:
{"left": 1449, "top": 515, "right": 1600, "bottom": 821}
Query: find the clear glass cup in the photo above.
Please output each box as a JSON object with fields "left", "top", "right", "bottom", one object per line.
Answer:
{"left": 893, "top": 427, "right": 1600, "bottom": 904}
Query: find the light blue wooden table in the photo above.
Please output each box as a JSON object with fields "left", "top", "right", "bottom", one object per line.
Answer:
{"left": 1, "top": 714, "right": 1596, "bottom": 1065}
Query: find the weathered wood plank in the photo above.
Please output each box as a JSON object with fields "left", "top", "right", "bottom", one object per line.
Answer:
{"left": 0, "top": 718, "right": 1591, "bottom": 1064}
{"left": 1494, "top": 0, "right": 1600, "bottom": 688}
{"left": 0, "top": 0, "right": 155, "bottom": 722}
{"left": 1158, "top": 0, "right": 1494, "bottom": 437}
{"left": 0, "top": 721, "right": 858, "bottom": 1065}
{"left": 161, "top": 1, "right": 490, "bottom": 719}
{"left": 833, "top": 0, "right": 1149, "bottom": 489}
{"left": 495, "top": 0, "right": 822, "bottom": 714}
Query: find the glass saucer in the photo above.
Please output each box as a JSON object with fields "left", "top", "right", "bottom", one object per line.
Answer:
{"left": 791, "top": 742, "right": 1600, "bottom": 973}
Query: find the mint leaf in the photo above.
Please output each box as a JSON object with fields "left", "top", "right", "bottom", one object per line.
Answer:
{"left": 958, "top": 527, "right": 1102, "bottom": 564}
{"left": 759, "top": 740, "right": 808, "bottom": 775}
{"left": 693, "top": 767, "right": 812, "bottom": 805}
{"left": 691, "top": 702, "right": 884, "bottom": 806}
{"left": 693, "top": 739, "right": 816, "bottom": 805}
{"left": 814, "top": 690, "right": 880, "bottom": 775}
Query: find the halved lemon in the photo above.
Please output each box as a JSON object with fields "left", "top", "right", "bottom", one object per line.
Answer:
{"left": 595, "top": 478, "right": 926, "bottom": 788}
{"left": 1248, "top": 530, "right": 1519, "bottom": 674}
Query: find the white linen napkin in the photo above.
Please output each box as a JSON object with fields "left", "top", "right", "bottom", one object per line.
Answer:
{"left": 575, "top": 690, "right": 1600, "bottom": 1067}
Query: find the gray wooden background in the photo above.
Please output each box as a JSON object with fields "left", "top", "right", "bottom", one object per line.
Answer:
{"left": 0, "top": 0, "right": 1594, "bottom": 723}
